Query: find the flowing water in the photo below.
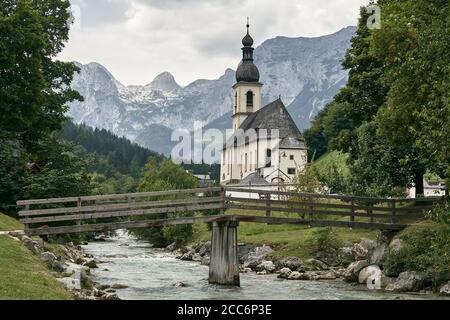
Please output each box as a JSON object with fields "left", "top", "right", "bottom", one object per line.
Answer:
{"left": 82, "top": 230, "right": 443, "bottom": 300}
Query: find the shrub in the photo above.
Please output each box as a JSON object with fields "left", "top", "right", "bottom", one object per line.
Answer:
{"left": 307, "top": 227, "right": 342, "bottom": 254}
{"left": 384, "top": 223, "right": 450, "bottom": 289}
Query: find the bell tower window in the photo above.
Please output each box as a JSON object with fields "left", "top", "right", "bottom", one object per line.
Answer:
{"left": 246, "top": 91, "right": 253, "bottom": 111}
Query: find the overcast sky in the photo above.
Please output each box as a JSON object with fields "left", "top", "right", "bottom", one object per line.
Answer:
{"left": 58, "top": 0, "right": 370, "bottom": 86}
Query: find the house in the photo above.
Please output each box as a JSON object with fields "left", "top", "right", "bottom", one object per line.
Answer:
{"left": 220, "top": 22, "right": 307, "bottom": 185}
{"left": 193, "top": 174, "right": 214, "bottom": 188}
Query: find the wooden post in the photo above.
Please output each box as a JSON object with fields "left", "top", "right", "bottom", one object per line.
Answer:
{"left": 265, "top": 193, "right": 271, "bottom": 217}
{"left": 308, "top": 195, "right": 314, "bottom": 221}
{"left": 76, "top": 198, "right": 81, "bottom": 226}
{"left": 209, "top": 219, "right": 240, "bottom": 286}
{"left": 220, "top": 187, "right": 225, "bottom": 215}
{"left": 391, "top": 200, "right": 397, "bottom": 223}
{"left": 24, "top": 204, "right": 30, "bottom": 234}
{"left": 350, "top": 197, "right": 355, "bottom": 223}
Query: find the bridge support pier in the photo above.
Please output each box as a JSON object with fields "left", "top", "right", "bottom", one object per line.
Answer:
{"left": 208, "top": 220, "right": 240, "bottom": 286}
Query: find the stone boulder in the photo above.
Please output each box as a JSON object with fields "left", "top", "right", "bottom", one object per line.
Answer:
{"left": 389, "top": 238, "right": 404, "bottom": 253}
{"left": 57, "top": 277, "right": 81, "bottom": 291}
{"left": 200, "top": 256, "right": 210, "bottom": 266}
{"left": 344, "top": 260, "right": 370, "bottom": 282}
{"left": 353, "top": 239, "right": 377, "bottom": 260}
{"left": 338, "top": 247, "right": 355, "bottom": 267}
{"left": 369, "top": 245, "right": 386, "bottom": 266}
{"left": 179, "top": 250, "right": 195, "bottom": 261}
{"left": 243, "top": 245, "right": 273, "bottom": 270}
{"left": 83, "top": 259, "right": 98, "bottom": 269}
{"left": 22, "top": 236, "right": 43, "bottom": 254}
{"left": 385, "top": 271, "right": 424, "bottom": 292}
{"left": 439, "top": 282, "right": 450, "bottom": 296}
{"left": 287, "top": 271, "right": 302, "bottom": 280}
{"left": 366, "top": 273, "right": 395, "bottom": 290}
{"left": 304, "top": 258, "right": 328, "bottom": 271}
{"left": 40, "top": 251, "right": 57, "bottom": 264}
{"left": 275, "top": 257, "right": 304, "bottom": 271}
{"left": 238, "top": 244, "right": 256, "bottom": 264}
{"left": 52, "top": 260, "right": 67, "bottom": 273}
{"left": 256, "top": 260, "right": 276, "bottom": 273}
{"left": 192, "top": 253, "right": 202, "bottom": 262}
{"left": 198, "top": 241, "right": 211, "bottom": 256}
{"left": 358, "top": 265, "right": 381, "bottom": 284}
{"left": 278, "top": 268, "right": 292, "bottom": 279}
{"left": 165, "top": 242, "right": 177, "bottom": 252}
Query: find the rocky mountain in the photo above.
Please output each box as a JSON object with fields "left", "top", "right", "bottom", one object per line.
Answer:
{"left": 67, "top": 26, "right": 356, "bottom": 155}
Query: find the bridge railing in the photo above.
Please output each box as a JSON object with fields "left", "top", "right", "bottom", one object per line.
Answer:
{"left": 224, "top": 187, "right": 441, "bottom": 225}
{"left": 17, "top": 186, "right": 443, "bottom": 235}
{"left": 18, "top": 187, "right": 224, "bottom": 235}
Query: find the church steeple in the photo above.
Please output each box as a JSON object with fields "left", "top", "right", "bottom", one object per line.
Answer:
{"left": 236, "top": 19, "right": 260, "bottom": 83}
{"left": 232, "top": 19, "right": 263, "bottom": 132}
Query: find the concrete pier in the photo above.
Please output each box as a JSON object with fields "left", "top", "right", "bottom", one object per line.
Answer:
{"left": 208, "top": 220, "right": 240, "bottom": 286}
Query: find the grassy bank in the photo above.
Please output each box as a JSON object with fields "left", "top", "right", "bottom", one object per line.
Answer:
{"left": 192, "top": 209, "right": 378, "bottom": 260}
{"left": 0, "top": 213, "right": 72, "bottom": 300}
{"left": 0, "top": 213, "right": 23, "bottom": 231}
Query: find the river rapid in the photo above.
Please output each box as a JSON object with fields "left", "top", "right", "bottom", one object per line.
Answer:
{"left": 81, "top": 230, "right": 442, "bottom": 300}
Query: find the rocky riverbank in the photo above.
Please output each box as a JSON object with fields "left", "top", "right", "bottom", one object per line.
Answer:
{"left": 7, "top": 231, "right": 127, "bottom": 300}
{"left": 171, "top": 235, "right": 450, "bottom": 296}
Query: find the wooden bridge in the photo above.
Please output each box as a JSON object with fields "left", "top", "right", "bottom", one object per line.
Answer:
{"left": 17, "top": 187, "right": 441, "bottom": 286}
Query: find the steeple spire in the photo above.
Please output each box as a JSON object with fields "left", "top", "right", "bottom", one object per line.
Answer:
{"left": 236, "top": 18, "right": 260, "bottom": 82}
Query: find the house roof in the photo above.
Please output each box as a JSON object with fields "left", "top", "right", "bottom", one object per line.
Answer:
{"left": 224, "top": 98, "right": 306, "bottom": 150}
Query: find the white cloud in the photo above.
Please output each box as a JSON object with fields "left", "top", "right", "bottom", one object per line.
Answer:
{"left": 59, "top": 0, "right": 370, "bottom": 86}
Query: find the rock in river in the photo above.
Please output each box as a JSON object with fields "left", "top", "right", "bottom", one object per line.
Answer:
{"left": 256, "top": 260, "right": 276, "bottom": 273}
{"left": 344, "top": 260, "right": 370, "bottom": 282}
{"left": 276, "top": 257, "right": 303, "bottom": 271}
{"left": 385, "top": 271, "right": 424, "bottom": 292}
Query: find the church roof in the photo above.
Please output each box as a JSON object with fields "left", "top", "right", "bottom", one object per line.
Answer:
{"left": 240, "top": 99, "right": 305, "bottom": 146}
{"left": 237, "top": 172, "right": 269, "bottom": 185}
{"left": 223, "top": 98, "right": 306, "bottom": 150}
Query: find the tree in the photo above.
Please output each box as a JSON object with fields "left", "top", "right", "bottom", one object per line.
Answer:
{"left": 372, "top": 0, "right": 450, "bottom": 193}
{"left": 132, "top": 159, "right": 199, "bottom": 246}
{"left": 0, "top": 0, "right": 82, "bottom": 149}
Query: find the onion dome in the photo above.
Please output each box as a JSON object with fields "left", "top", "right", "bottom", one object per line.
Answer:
{"left": 236, "top": 19, "right": 260, "bottom": 83}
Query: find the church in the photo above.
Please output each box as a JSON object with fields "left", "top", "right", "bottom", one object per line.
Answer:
{"left": 220, "top": 23, "right": 308, "bottom": 185}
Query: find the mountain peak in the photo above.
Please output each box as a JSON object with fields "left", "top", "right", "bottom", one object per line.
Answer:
{"left": 148, "top": 72, "right": 180, "bottom": 92}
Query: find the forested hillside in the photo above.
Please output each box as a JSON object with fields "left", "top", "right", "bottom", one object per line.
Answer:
{"left": 61, "top": 121, "right": 164, "bottom": 177}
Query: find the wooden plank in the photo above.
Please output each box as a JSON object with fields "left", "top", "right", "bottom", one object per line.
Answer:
{"left": 225, "top": 203, "right": 419, "bottom": 219}
{"left": 26, "top": 214, "right": 231, "bottom": 236}
{"left": 17, "top": 187, "right": 222, "bottom": 206}
{"left": 21, "top": 203, "right": 223, "bottom": 225}
{"left": 225, "top": 187, "right": 443, "bottom": 203}
{"left": 19, "top": 196, "right": 222, "bottom": 217}
{"left": 25, "top": 213, "right": 406, "bottom": 236}
{"left": 228, "top": 197, "right": 430, "bottom": 214}
{"left": 231, "top": 215, "right": 405, "bottom": 229}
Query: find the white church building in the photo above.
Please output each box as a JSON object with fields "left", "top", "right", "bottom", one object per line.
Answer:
{"left": 220, "top": 23, "right": 307, "bottom": 186}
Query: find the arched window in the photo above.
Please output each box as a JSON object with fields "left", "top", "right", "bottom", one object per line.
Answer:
{"left": 265, "top": 148, "right": 272, "bottom": 168}
{"left": 246, "top": 91, "right": 253, "bottom": 108}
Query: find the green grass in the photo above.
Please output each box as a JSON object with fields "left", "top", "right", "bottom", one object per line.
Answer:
{"left": 193, "top": 208, "right": 378, "bottom": 260}
{"left": 0, "top": 235, "right": 72, "bottom": 300}
{"left": 312, "top": 150, "right": 350, "bottom": 178}
{"left": 0, "top": 213, "right": 23, "bottom": 231}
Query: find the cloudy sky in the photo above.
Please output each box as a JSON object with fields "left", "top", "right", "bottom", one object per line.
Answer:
{"left": 58, "top": 0, "right": 370, "bottom": 86}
